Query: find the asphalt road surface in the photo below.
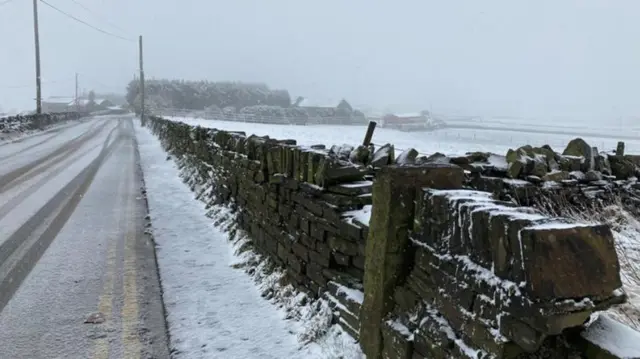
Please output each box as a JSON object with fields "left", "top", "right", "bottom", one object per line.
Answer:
{"left": 0, "top": 116, "right": 169, "bottom": 359}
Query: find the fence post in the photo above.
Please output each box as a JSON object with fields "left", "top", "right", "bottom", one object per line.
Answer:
{"left": 362, "top": 121, "right": 377, "bottom": 146}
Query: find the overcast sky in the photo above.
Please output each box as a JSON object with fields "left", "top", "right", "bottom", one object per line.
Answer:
{"left": 1, "top": 0, "right": 639, "bottom": 121}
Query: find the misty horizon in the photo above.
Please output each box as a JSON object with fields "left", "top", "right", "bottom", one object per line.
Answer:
{"left": 1, "top": 0, "right": 640, "bottom": 122}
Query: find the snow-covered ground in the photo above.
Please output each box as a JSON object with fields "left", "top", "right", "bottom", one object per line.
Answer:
{"left": 165, "top": 116, "right": 640, "bottom": 156}
{"left": 134, "top": 122, "right": 363, "bottom": 359}
{"left": 444, "top": 116, "right": 639, "bottom": 137}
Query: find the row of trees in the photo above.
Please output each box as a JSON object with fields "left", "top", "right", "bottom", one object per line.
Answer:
{"left": 126, "top": 79, "right": 291, "bottom": 114}
{"left": 125, "top": 78, "right": 367, "bottom": 125}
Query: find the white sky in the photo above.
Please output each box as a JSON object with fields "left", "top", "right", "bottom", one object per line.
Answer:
{"left": 1, "top": 0, "right": 639, "bottom": 122}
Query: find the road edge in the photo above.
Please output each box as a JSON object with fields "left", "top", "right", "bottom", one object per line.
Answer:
{"left": 130, "top": 117, "right": 173, "bottom": 358}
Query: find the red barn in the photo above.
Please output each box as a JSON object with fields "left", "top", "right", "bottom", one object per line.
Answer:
{"left": 381, "top": 111, "right": 436, "bottom": 131}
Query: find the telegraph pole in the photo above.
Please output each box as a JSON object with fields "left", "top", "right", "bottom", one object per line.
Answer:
{"left": 32, "top": 0, "right": 42, "bottom": 114}
{"left": 74, "top": 73, "right": 79, "bottom": 112}
{"left": 138, "top": 35, "right": 145, "bottom": 125}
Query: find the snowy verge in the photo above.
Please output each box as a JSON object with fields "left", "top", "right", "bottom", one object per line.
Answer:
{"left": 134, "top": 121, "right": 364, "bottom": 359}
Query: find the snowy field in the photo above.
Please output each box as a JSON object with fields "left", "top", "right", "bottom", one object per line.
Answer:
{"left": 444, "top": 116, "right": 640, "bottom": 139}
{"left": 166, "top": 116, "right": 640, "bottom": 156}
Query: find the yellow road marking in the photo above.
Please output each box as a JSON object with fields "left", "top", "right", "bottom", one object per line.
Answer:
{"left": 91, "top": 155, "right": 127, "bottom": 359}
{"left": 122, "top": 141, "right": 142, "bottom": 359}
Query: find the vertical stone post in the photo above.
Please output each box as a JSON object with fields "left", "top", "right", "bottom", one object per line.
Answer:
{"left": 616, "top": 141, "right": 625, "bottom": 156}
{"left": 359, "top": 163, "right": 464, "bottom": 359}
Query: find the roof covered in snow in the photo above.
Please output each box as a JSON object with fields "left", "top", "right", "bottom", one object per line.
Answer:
{"left": 43, "top": 96, "right": 75, "bottom": 104}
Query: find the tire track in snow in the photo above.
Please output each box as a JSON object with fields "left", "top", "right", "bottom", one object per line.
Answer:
{"left": 0, "top": 118, "right": 96, "bottom": 158}
{"left": 0, "top": 119, "right": 88, "bottom": 148}
{"left": 0, "top": 121, "right": 112, "bottom": 198}
{"left": 0, "top": 120, "right": 122, "bottom": 266}
{"left": 0, "top": 119, "right": 125, "bottom": 314}
{"left": 0, "top": 141, "right": 103, "bottom": 222}
{"left": 0, "top": 118, "right": 99, "bottom": 162}
{"left": 0, "top": 119, "right": 112, "bottom": 193}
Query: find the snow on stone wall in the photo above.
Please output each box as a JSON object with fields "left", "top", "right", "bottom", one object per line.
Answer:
{"left": 0, "top": 112, "right": 82, "bottom": 136}
{"left": 384, "top": 188, "right": 625, "bottom": 358}
{"left": 145, "top": 115, "right": 637, "bottom": 359}
{"left": 146, "top": 115, "right": 378, "bottom": 338}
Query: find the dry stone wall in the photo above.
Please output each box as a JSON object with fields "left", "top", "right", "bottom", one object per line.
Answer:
{"left": 146, "top": 115, "right": 383, "bottom": 337}
{"left": 423, "top": 139, "right": 640, "bottom": 213}
{"left": 379, "top": 188, "right": 624, "bottom": 358}
{"left": 0, "top": 112, "right": 83, "bottom": 135}
{"left": 145, "top": 115, "right": 636, "bottom": 359}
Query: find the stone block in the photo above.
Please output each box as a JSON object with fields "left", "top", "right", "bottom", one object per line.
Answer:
{"left": 299, "top": 217, "right": 310, "bottom": 234}
{"left": 307, "top": 152, "right": 324, "bottom": 184}
{"left": 331, "top": 251, "right": 351, "bottom": 266}
{"left": 291, "top": 242, "right": 309, "bottom": 262}
{"left": 287, "top": 253, "right": 305, "bottom": 274}
{"left": 316, "top": 240, "right": 332, "bottom": 258}
{"left": 393, "top": 286, "right": 420, "bottom": 312}
{"left": 371, "top": 143, "right": 395, "bottom": 168}
{"left": 309, "top": 222, "right": 327, "bottom": 241}
{"left": 292, "top": 148, "right": 300, "bottom": 180}
{"left": 308, "top": 250, "right": 330, "bottom": 267}
{"left": 282, "top": 146, "right": 294, "bottom": 176}
{"left": 328, "top": 235, "right": 359, "bottom": 256}
{"left": 412, "top": 316, "right": 452, "bottom": 359}
{"left": 327, "top": 180, "right": 373, "bottom": 196}
{"left": 298, "top": 150, "right": 309, "bottom": 182}
{"left": 277, "top": 242, "right": 290, "bottom": 262}
{"left": 327, "top": 281, "right": 363, "bottom": 315}
{"left": 298, "top": 232, "right": 315, "bottom": 249}
{"left": 315, "top": 162, "right": 369, "bottom": 188}
{"left": 352, "top": 255, "right": 365, "bottom": 270}
{"left": 321, "top": 192, "right": 368, "bottom": 211}
{"left": 381, "top": 320, "right": 414, "bottom": 359}
{"left": 338, "top": 220, "right": 362, "bottom": 241}
{"left": 306, "top": 262, "right": 328, "bottom": 286}
{"left": 519, "top": 222, "right": 622, "bottom": 300}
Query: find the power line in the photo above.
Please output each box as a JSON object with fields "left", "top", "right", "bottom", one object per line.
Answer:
{"left": 38, "top": 0, "right": 135, "bottom": 42}
{"left": 65, "top": 0, "right": 130, "bottom": 36}
{"left": 1, "top": 78, "right": 74, "bottom": 89}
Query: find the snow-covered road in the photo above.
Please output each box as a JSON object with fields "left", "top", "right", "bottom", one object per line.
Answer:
{"left": 0, "top": 116, "right": 169, "bottom": 359}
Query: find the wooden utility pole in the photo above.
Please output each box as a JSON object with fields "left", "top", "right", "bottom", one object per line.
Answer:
{"left": 74, "top": 73, "right": 79, "bottom": 112}
{"left": 32, "top": 0, "right": 42, "bottom": 114}
{"left": 138, "top": 35, "right": 145, "bottom": 125}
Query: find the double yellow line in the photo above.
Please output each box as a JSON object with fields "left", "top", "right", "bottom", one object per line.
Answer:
{"left": 91, "top": 139, "right": 142, "bottom": 359}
